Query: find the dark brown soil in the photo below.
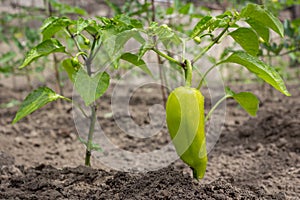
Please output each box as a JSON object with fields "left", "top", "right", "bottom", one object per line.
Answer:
{"left": 0, "top": 82, "right": 299, "bottom": 199}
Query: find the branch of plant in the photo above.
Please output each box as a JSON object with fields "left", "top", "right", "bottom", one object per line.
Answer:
{"left": 267, "top": 47, "right": 300, "bottom": 57}
{"left": 85, "top": 37, "right": 98, "bottom": 76}
{"left": 151, "top": 48, "right": 182, "bottom": 66}
{"left": 59, "top": 97, "right": 89, "bottom": 118}
{"left": 151, "top": 0, "right": 155, "bottom": 22}
{"left": 196, "top": 63, "right": 218, "bottom": 90}
{"left": 65, "top": 27, "right": 88, "bottom": 61}
{"left": 199, "top": 33, "right": 214, "bottom": 39}
{"left": 205, "top": 94, "right": 229, "bottom": 122}
{"left": 150, "top": 0, "right": 168, "bottom": 107}
{"left": 91, "top": 37, "right": 103, "bottom": 61}
{"left": 192, "top": 25, "right": 230, "bottom": 65}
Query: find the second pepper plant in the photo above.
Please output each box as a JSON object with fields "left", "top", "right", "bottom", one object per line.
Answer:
{"left": 139, "top": 3, "right": 290, "bottom": 179}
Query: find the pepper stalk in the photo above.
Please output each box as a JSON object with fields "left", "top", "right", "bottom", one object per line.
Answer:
{"left": 184, "top": 59, "right": 193, "bottom": 87}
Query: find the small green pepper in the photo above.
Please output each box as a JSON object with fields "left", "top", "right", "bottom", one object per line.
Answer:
{"left": 80, "top": 33, "right": 90, "bottom": 45}
{"left": 71, "top": 56, "right": 80, "bottom": 71}
{"left": 166, "top": 60, "right": 207, "bottom": 179}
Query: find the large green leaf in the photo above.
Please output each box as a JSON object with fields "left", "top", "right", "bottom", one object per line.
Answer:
{"left": 19, "top": 39, "right": 66, "bottom": 69}
{"left": 74, "top": 69, "right": 110, "bottom": 106}
{"left": 241, "top": 3, "right": 284, "bottom": 37}
{"left": 114, "top": 29, "right": 145, "bottom": 54}
{"left": 229, "top": 27, "right": 259, "bottom": 56}
{"left": 225, "top": 87, "right": 259, "bottom": 116}
{"left": 120, "top": 53, "right": 152, "bottom": 76}
{"left": 246, "top": 18, "right": 270, "bottom": 42}
{"left": 220, "top": 51, "right": 290, "bottom": 96}
{"left": 41, "top": 17, "right": 73, "bottom": 40}
{"left": 102, "top": 29, "right": 145, "bottom": 66}
{"left": 12, "top": 87, "right": 67, "bottom": 124}
{"left": 191, "top": 16, "right": 213, "bottom": 38}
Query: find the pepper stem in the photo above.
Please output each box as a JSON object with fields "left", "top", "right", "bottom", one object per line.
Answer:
{"left": 184, "top": 59, "right": 193, "bottom": 87}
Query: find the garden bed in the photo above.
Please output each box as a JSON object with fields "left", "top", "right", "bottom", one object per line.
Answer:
{"left": 0, "top": 82, "right": 299, "bottom": 199}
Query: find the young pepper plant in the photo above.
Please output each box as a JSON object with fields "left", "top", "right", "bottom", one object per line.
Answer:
{"left": 12, "top": 14, "right": 149, "bottom": 167}
{"left": 138, "top": 3, "right": 290, "bottom": 178}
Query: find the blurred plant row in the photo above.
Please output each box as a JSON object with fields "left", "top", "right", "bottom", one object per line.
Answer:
{"left": 0, "top": 0, "right": 299, "bottom": 91}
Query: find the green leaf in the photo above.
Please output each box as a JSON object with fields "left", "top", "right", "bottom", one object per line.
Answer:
{"left": 104, "top": 0, "right": 122, "bottom": 15}
{"left": 150, "top": 23, "right": 182, "bottom": 47}
{"left": 113, "top": 15, "right": 143, "bottom": 29}
{"left": 220, "top": 51, "right": 290, "bottom": 96}
{"left": 114, "top": 29, "right": 145, "bottom": 53}
{"left": 179, "top": 3, "right": 193, "bottom": 15}
{"left": 0, "top": 99, "right": 20, "bottom": 109}
{"left": 40, "top": 17, "right": 58, "bottom": 31}
{"left": 229, "top": 27, "right": 259, "bottom": 56}
{"left": 191, "top": 16, "right": 213, "bottom": 38}
{"left": 74, "top": 69, "right": 110, "bottom": 106}
{"left": 61, "top": 58, "right": 77, "bottom": 82}
{"left": 78, "top": 137, "right": 87, "bottom": 146}
{"left": 41, "top": 17, "right": 72, "bottom": 40}
{"left": 0, "top": 52, "right": 16, "bottom": 64}
{"left": 241, "top": 3, "right": 284, "bottom": 37}
{"left": 120, "top": 53, "right": 152, "bottom": 76}
{"left": 76, "top": 18, "right": 90, "bottom": 35}
{"left": 78, "top": 137, "right": 102, "bottom": 152}
{"left": 19, "top": 39, "right": 66, "bottom": 69}
{"left": 138, "top": 41, "right": 153, "bottom": 60}
{"left": 103, "top": 29, "right": 145, "bottom": 62}
{"left": 12, "top": 87, "right": 67, "bottom": 124}
{"left": 91, "top": 143, "right": 102, "bottom": 152}
{"left": 166, "top": 7, "right": 174, "bottom": 15}
{"left": 225, "top": 87, "right": 259, "bottom": 116}
{"left": 49, "top": 0, "right": 86, "bottom": 15}
{"left": 246, "top": 19, "right": 270, "bottom": 42}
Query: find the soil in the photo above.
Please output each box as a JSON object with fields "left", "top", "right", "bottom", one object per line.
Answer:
{"left": 0, "top": 81, "right": 299, "bottom": 199}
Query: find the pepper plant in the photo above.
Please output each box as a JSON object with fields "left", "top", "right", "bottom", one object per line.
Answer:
{"left": 13, "top": 3, "right": 290, "bottom": 177}
{"left": 12, "top": 14, "right": 150, "bottom": 166}
{"left": 136, "top": 3, "right": 290, "bottom": 179}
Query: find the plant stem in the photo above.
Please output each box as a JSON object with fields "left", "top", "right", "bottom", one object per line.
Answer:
{"left": 150, "top": 0, "right": 168, "bottom": 107}
{"left": 157, "top": 54, "right": 168, "bottom": 107}
{"left": 184, "top": 59, "right": 193, "bottom": 87}
{"left": 84, "top": 37, "right": 98, "bottom": 167}
{"left": 268, "top": 47, "right": 300, "bottom": 57}
{"left": 65, "top": 27, "right": 88, "bottom": 61}
{"left": 192, "top": 25, "right": 229, "bottom": 64}
{"left": 85, "top": 103, "right": 97, "bottom": 166}
{"left": 152, "top": 48, "right": 182, "bottom": 66}
{"left": 53, "top": 54, "right": 64, "bottom": 106}
{"left": 205, "top": 95, "right": 229, "bottom": 122}
{"left": 196, "top": 64, "right": 218, "bottom": 90}
{"left": 151, "top": 0, "right": 155, "bottom": 22}
{"left": 86, "top": 37, "right": 97, "bottom": 75}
